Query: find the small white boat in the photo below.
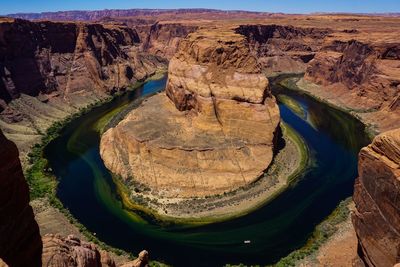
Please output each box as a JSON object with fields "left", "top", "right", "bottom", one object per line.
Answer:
{"left": 244, "top": 240, "right": 251, "bottom": 244}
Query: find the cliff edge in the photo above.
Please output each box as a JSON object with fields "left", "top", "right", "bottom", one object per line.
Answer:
{"left": 100, "top": 27, "right": 280, "bottom": 198}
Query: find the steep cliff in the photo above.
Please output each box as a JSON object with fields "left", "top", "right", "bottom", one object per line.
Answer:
{"left": 236, "top": 24, "right": 331, "bottom": 76}
{"left": 304, "top": 39, "right": 400, "bottom": 131}
{"left": 140, "top": 22, "right": 198, "bottom": 59}
{"left": 0, "top": 18, "right": 166, "bottom": 155}
{"left": 100, "top": 27, "right": 280, "bottom": 198}
{"left": 0, "top": 129, "right": 42, "bottom": 267}
{"left": 352, "top": 129, "right": 400, "bottom": 267}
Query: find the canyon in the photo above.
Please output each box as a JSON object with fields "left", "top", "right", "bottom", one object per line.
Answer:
{"left": 100, "top": 27, "right": 280, "bottom": 199}
{"left": 0, "top": 17, "right": 166, "bottom": 158}
{"left": 0, "top": 9, "right": 399, "bottom": 267}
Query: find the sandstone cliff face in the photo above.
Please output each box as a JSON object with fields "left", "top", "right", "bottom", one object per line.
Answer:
{"left": 100, "top": 28, "right": 280, "bottom": 198}
{"left": 304, "top": 39, "right": 400, "bottom": 131}
{"left": 0, "top": 19, "right": 158, "bottom": 103}
{"left": 352, "top": 129, "right": 400, "bottom": 267}
{"left": 236, "top": 24, "right": 331, "bottom": 76}
{"left": 140, "top": 22, "right": 198, "bottom": 59}
{"left": 0, "top": 18, "right": 166, "bottom": 155}
{"left": 0, "top": 129, "right": 42, "bottom": 267}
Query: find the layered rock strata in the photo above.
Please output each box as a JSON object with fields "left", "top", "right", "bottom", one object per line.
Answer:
{"left": 0, "top": 129, "right": 42, "bottom": 266}
{"left": 236, "top": 24, "right": 331, "bottom": 76}
{"left": 303, "top": 39, "right": 400, "bottom": 131}
{"left": 352, "top": 129, "right": 400, "bottom": 267}
{"left": 140, "top": 22, "right": 198, "bottom": 59}
{"left": 100, "top": 28, "right": 280, "bottom": 198}
{"left": 0, "top": 18, "right": 166, "bottom": 155}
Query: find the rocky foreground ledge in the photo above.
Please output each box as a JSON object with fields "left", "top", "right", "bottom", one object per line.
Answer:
{"left": 353, "top": 128, "right": 400, "bottom": 267}
{"left": 100, "top": 27, "right": 280, "bottom": 199}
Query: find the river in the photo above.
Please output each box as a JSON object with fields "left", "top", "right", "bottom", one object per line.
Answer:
{"left": 44, "top": 75, "right": 369, "bottom": 266}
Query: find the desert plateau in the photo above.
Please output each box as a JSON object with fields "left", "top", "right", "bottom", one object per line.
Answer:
{"left": 0, "top": 2, "right": 400, "bottom": 267}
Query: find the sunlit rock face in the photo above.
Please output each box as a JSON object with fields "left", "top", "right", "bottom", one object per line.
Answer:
{"left": 100, "top": 27, "right": 280, "bottom": 198}
{"left": 352, "top": 129, "right": 400, "bottom": 267}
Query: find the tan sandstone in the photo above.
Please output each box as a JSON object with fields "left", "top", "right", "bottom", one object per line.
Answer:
{"left": 100, "top": 27, "right": 280, "bottom": 198}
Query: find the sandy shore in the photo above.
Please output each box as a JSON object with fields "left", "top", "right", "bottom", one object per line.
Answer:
{"left": 116, "top": 121, "right": 309, "bottom": 224}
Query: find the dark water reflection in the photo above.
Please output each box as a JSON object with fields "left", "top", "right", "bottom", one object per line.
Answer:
{"left": 45, "top": 75, "right": 369, "bottom": 267}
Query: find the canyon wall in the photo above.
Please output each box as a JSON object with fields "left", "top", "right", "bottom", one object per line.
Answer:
{"left": 303, "top": 38, "right": 400, "bottom": 131}
{"left": 352, "top": 129, "right": 400, "bottom": 267}
{"left": 100, "top": 27, "right": 280, "bottom": 198}
{"left": 0, "top": 129, "right": 42, "bottom": 266}
{"left": 236, "top": 24, "right": 331, "bottom": 76}
{"left": 0, "top": 18, "right": 166, "bottom": 155}
{"left": 0, "top": 128, "right": 149, "bottom": 267}
{"left": 140, "top": 22, "right": 198, "bottom": 59}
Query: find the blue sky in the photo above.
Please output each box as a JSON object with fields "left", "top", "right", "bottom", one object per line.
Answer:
{"left": 1, "top": 0, "right": 400, "bottom": 15}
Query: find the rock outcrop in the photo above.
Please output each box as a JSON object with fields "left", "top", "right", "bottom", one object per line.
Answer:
{"left": 352, "top": 129, "right": 400, "bottom": 267}
{"left": 0, "top": 129, "right": 42, "bottom": 267}
{"left": 140, "top": 22, "right": 198, "bottom": 59}
{"left": 42, "top": 234, "right": 116, "bottom": 267}
{"left": 304, "top": 39, "right": 400, "bottom": 131}
{"left": 120, "top": 250, "right": 149, "bottom": 267}
{"left": 236, "top": 24, "right": 331, "bottom": 76}
{"left": 100, "top": 28, "right": 280, "bottom": 198}
{"left": 0, "top": 18, "right": 166, "bottom": 155}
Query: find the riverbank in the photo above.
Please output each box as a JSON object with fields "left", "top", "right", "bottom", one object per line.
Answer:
{"left": 268, "top": 74, "right": 372, "bottom": 267}
{"left": 271, "top": 198, "right": 355, "bottom": 267}
{"left": 111, "top": 121, "right": 310, "bottom": 225}
{"left": 25, "top": 71, "right": 169, "bottom": 266}
{"left": 278, "top": 76, "right": 379, "bottom": 138}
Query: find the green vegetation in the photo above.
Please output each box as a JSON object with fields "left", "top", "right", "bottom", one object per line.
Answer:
{"left": 24, "top": 72, "right": 169, "bottom": 265}
{"left": 112, "top": 121, "right": 310, "bottom": 226}
{"left": 280, "top": 122, "right": 309, "bottom": 184}
{"left": 26, "top": 98, "right": 112, "bottom": 199}
{"left": 272, "top": 198, "right": 352, "bottom": 267}
{"left": 222, "top": 198, "right": 352, "bottom": 267}
{"left": 277, "top": 76, "right": 377, "bottom": 140}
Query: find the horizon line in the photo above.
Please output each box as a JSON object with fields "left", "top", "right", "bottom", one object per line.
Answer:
{"left": 4, "top": 7, "right": 400, "bottom": 17}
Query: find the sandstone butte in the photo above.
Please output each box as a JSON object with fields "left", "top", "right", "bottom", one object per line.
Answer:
{"left": 353, "top": 128, "right": 400, "bottom": 267}
{"left": 100, "top": 27, "right": 280, "bottom": 198}
{"left": 1, "top": 10, "right": 400, "bottom": 267}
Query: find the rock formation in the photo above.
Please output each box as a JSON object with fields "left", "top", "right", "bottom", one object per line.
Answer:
{"left": 100, "top": 28, "right": 280, "bottom": 198}
{"left": 120, "top": 250, "right": 149, "bottom": 267}
{"left": 140, "top": 22, "right": 198, "bottom": 59}
{"left": 0, "top": 129, "right": 42, "bottom": 267}
{"left": 0, "top": 18, "right": 166, "bottom": 155}
{"left": 42, "top": 234, "right": 116, "bottom": 267}
{"left": 352, "top": 129, "right": 400, "bottom": 267}
{"left": 236, "top": 24, "right": 331, "bottom": 76}
{"left": 304, "top": 39, "right": 400, "bottom": 131}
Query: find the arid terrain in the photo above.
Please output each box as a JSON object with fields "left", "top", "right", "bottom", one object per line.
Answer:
{"left": 0, "top": 8, "right": 400, "bottom": 267}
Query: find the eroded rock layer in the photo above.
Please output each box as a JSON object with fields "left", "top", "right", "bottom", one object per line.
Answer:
{"left": 0, "top": 18, "right": 166, "bottom": 155}
{"left": 352, "top": 129, "right": 400, "bottom": 267}
{"left": 0, "top": 129, "right": 42, "bottom": 267}
{"left": 100, "top": 28, "right": 280, "bottom": 198}
{"left": 42, "top": 234, "right": 116, "bottom": 267}
{"left": 236, "top": 24, "right": 331, "bottom": 76}
{"left": 303, "top": 39, "right": 400, "bottom": 131}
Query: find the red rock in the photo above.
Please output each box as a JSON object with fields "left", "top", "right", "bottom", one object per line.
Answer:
{"left": 0, "top": 129, "right": 42, "bottom": 267}
{"left": 352, "top": 129, "right": 400, "bottom": 267}
{"left": 41, "top": 234, "right": 116, "bottom": 267}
